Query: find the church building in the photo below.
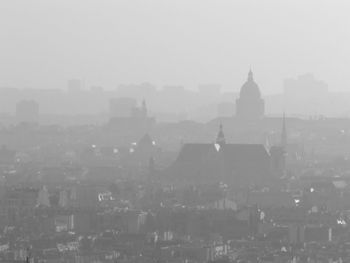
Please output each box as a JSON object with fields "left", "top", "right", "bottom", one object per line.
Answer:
{"left": 236, "top": 69, "right": 265, "bottom": 120}
{"left": 167, "top": 124, "right": 273, "bottom": 187}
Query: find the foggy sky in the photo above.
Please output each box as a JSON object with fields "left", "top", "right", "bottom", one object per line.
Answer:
{"left": 1, "top": 0, "right": 350, "bottom": 94}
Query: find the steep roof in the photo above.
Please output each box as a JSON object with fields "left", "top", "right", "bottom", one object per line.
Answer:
{"left": 222, "top": 144, "right": 270, "bottom": 165}
{"left": 177, "top": 143, "right": 269, "bottom": 163}
{"left": 171, "top": 143, "right": 271, "bottom": 184}
{"left": 176, "top": 143, "right": 218, "bottom": 164}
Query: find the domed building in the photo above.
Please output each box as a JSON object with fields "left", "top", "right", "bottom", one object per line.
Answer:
{"left": 236, "top": 69, "right": 265, "bottom": 120}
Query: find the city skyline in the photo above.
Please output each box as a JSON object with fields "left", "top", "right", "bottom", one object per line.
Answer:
{"left": 1, "top": 2, "right": 350, "bottom": 262}
{"left": 1, "top": 1, "right": 350, "bottom": 93}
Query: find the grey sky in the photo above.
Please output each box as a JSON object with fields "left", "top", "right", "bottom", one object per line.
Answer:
{"left": 0, "top": 0, "right": 349, "bottom": 94}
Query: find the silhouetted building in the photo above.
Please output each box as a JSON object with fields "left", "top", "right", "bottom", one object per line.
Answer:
{"left": 270, "top": 146, "right": 286, "bottom": 178}
{"left": 270, "top": 115, "right": 288, "bottom": 177}
{"left": 15, "top": 99, "right": 39, "bottom": 124}
{"left": 108, "top": 100, "right": 155, "bottom": 137}
{"left": 168, "top": 125, "right": 272, "bottom": 187}
{"left": 236, "top": 70, "right": 264, "bottom": 120}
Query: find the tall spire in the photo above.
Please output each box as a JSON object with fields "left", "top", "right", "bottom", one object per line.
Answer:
{"left": 281, "top": 112, "right": 287, "bottom": 149}
{"left": 248, "top": 68, "right": 253, "bottom": 81}
{"left": 216, "top": 123, "right": 226, "bottom": 146}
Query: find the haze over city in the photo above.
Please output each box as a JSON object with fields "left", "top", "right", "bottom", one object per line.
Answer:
{"left": 1, "top": 0, "right": 350, "bottom": 94}
{"left": 2, "top": 1, "right": 350, "bottom": 263}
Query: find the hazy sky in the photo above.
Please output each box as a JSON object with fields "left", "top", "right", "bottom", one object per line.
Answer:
{"left": 1, "top": 0, "right": 350, "bottom": 94}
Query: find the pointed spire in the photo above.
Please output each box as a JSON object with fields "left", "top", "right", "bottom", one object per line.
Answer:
{"left": 248, "top": 68, "right": 253, "bottom": 81}
{"left": 281, "top": 112, "right": 287, "bottom": 149}
{"left": 216, "top": 123, "right": 226, "bottom": 146}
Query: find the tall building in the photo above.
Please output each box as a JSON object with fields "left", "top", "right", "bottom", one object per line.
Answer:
{"left": 236, "top": 69, "right": 264, "bottom": 120}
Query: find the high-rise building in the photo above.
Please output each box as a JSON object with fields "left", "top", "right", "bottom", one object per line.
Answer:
{"left": 236, "top": 70, "right": 264, "bottom": 120}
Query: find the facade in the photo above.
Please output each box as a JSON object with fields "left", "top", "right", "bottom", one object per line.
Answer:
{"left": 236, "top": 70, "right": 264, "bottom": 120}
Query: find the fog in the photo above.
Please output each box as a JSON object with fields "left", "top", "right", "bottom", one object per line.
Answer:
{"left": 4, "top": 2, "right": 350, "bottom": 262}
{"left": 1, "top": 0, "right": 350, "bottom": 94}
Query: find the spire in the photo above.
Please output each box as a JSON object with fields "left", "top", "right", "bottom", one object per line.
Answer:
{"left": 281, "top": 112, "right": 287, "bottom": 149}
{"left": 216, "top": 123, "right": 226, "bottom": 146}
{"left": 248, "top": 68, "right": 253, "bottom": 81}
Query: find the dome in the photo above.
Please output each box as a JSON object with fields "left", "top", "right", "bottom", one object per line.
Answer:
{"left": 239, "top": 70, "right": 261, "bottom": 100}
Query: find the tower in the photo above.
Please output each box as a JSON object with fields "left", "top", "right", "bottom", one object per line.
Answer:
{"left": 216, "top": 123, "right": 226, "bottom": 147}
{"left": 236, "top": 69, "right": 265, "bottom": 120}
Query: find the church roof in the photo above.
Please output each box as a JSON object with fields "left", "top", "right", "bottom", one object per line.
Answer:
{"left": 175, "top": 143, "right": 269, "bottom": 167}
{"left": 176, "top": 143, "right": 217, "bottom": 163}
{"left": 222, "top": 144, "right": 269, "bottom": 163}
{"left": 170, "top": 143, "right": 271, "bottom": 183}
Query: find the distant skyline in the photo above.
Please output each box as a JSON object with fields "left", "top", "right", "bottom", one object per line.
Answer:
{"left": 1, "top": 0, "right": 350, "bottom": 94}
